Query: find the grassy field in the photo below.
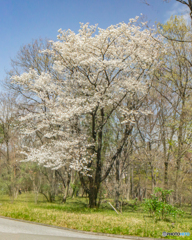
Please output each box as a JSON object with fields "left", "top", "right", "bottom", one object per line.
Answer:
{"left": 0, "top": 193, "right": 191, "bottom": 239}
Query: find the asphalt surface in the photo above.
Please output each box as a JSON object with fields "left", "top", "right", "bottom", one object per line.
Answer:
{"left": 0, "top": 217, "right": 129, "bottom": 240}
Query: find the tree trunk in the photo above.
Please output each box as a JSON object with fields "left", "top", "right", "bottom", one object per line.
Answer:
{"left": 144, "top": 164, "right": 148, "bottom": 198}
{"left": 51, "top": 170, "right": 56, "bottom": 202}
{"left": 151, "top": 165, "right": 154, "bottom": 193}
{"left": 80, "top": 115, "right": 132, "bottom": 208}
{"left": 33, "top": 181, "right": 39, "bottom": 204}
{"left": 126, "top": 164, "right": 131, "bottom": 201}
{"left": 164, "top": 161, "right": 168, "bottom": 188}
{"left": 88, "top": 108, "right": 104, "bottom": 208}
{"left": 35, "top": 190, "right": 38, "bottom": 204}
{"left": 62, "top": 172, "right": 71, "bottom": 203}
{"left": 131, "top": 165, "right": 134, "bottom": 199}
{"left": 115, "top": 158, "right": 120, "bottom": 210}
{"left": 88, "top": 185, "right": 97, "bottom": 208}
{"left": 174, "top": 102, "right": 185, "bottom": 203}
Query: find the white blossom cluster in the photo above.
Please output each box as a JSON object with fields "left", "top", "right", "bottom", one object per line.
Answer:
{"left": 11, "top": 16, "right": 164, "bottom": 173}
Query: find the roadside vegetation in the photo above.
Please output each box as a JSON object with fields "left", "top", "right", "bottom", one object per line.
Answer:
{"left": 0, "top": 192, "right": 191, "bottom": 239}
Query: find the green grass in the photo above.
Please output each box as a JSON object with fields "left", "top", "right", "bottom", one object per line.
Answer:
{"left": 0, "top": 193, "right": 191, "bottom": 239}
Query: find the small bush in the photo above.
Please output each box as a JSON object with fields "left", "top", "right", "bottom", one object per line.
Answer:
{"left": 143, "top": 187, "right": 184, "bottom": 220}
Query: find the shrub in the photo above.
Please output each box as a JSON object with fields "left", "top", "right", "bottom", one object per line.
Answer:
{"left": 143, "top": 187, "right": 184, "bottom": 220}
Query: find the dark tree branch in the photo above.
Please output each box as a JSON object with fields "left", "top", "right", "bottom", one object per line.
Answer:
{"left": 101, "top": 125, "right": 133, "bottom": 182}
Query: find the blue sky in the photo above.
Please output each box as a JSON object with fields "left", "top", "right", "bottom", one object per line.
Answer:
{"left": 0, "top": 0, "right": 189, "bottom": 90}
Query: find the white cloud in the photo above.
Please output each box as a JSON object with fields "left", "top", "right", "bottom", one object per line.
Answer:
{"left": 164, "top": 1, "right": 190, "bottom": 24}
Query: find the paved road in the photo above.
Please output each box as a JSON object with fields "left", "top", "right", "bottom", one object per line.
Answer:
{"left": 0, "top": 217, "right": 129, "bottom": 240}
